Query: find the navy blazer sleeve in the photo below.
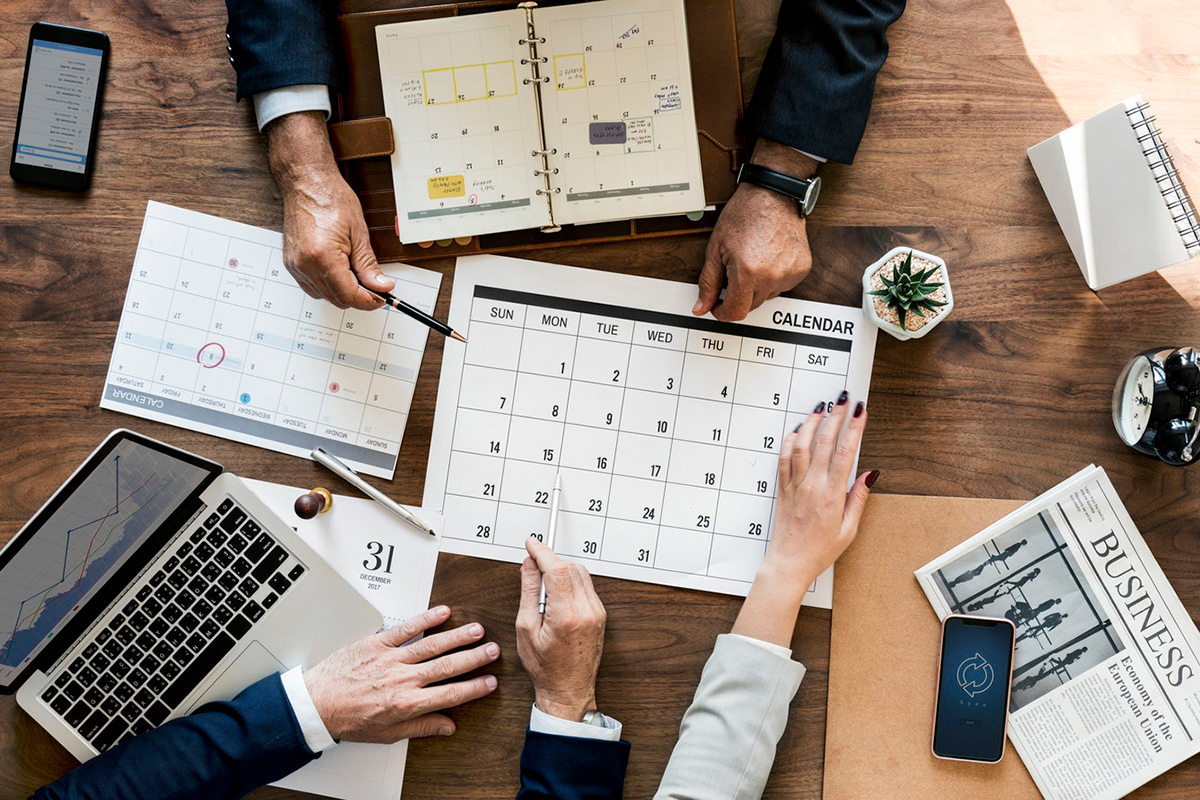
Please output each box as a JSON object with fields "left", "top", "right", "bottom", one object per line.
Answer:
{"left": 516, "top": 729, "right": 630, "bottom": 800}
{"left": 745, "top": 0, "right": 906, "bottom": 164}
{"left": 31, "top": 673, "right": 315, "bottom": 800}
{"left": 224, "top": 0, "right": 339, "bottom": 100}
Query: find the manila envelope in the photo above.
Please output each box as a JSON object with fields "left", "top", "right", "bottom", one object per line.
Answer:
{"left": 823, "top": 493, "right": 1042, "bottom": 798}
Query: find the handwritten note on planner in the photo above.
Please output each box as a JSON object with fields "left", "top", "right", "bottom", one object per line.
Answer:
{"left": 424, "top": 256, "right": 877, "bottom": 608}
{"left": 101, "top": 202, "right": 440, "bottom": 479}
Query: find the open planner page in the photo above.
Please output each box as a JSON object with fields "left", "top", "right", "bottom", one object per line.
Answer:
{"left": 377, "top": 11, "right": 551, "bottom": 243}
{"left": 537, "top": 0, "right": 705, "bottom": 225}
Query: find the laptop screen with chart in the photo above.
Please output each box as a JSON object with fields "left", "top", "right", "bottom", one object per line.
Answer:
{"left": 423, "top": 256, "right": 877, "bottom": 607}
{"left": 0, "top": 435, "right": 216, "bottom": 689}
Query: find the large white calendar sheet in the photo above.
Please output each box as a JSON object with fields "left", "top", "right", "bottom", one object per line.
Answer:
{"left": 101, "top": 202, "right": 440, "bottom": 479}
{"left": 424, "top": 256, "right": 877, "bottom": 607}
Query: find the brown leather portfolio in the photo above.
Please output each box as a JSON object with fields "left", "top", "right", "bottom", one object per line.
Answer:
{"left": 333, "top": 0, "right": 744, "bottom": 261}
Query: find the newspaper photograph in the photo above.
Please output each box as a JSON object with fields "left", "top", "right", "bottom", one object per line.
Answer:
{"left": 917, "top": 465, "right": 1200, "bottom": 800}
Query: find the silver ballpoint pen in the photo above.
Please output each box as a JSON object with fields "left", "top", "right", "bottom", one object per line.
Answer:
{"left": 310, "top": 448, "right": 436, "bottom": 537}
{"left": 538, "top": 473, "right": 562, "bottom": 614}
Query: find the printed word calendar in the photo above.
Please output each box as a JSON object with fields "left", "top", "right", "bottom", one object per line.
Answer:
{"left": 424, "top": 256, "right": 877, "bottom": 607}
{"left": 376, "top": 0, "right": 704, "bottom": 243}
{"left": 102, "top": 202, "right": 440, "bottom": 479}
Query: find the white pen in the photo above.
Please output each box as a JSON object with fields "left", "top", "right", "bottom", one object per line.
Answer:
{"left": 538, "top": 473, "right": 562, "bottom": 614}
{"left": 310, "top": 448, "right": 436, "bottom": 537}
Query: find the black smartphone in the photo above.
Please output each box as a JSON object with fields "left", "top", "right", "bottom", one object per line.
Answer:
{"left": 10, "top": 22, "right": 110, "bottom": 191}
{"left": 931, "top": 614, "right": 1016, "bottom": 763}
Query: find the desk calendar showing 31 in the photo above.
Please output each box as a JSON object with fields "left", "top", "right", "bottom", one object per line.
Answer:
{"left": 424, "top": 256, "right": 877, "bottom": 607}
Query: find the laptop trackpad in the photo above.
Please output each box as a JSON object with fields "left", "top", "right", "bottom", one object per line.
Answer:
{"left": 183, "top": 641, "right": 287, "bottom": 714}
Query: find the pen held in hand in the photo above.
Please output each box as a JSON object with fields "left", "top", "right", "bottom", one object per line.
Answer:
{"left": 538, "top": 473, "right": 562, "bottom": 614}
{"left": 366, "top": 287, "right": 466, "bottom": 343}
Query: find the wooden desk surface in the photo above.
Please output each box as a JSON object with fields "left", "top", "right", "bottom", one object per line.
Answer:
{"left": 2, "top": 0, "right": 1200, "bottom": 797}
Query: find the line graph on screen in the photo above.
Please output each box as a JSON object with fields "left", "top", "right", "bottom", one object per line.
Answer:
{"left": 0, "top": 452, "right": 180, "bottom": 668}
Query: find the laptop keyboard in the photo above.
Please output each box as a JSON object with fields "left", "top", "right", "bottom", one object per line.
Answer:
{"left": 37, "top": 497, "right": 307, "bottom": 752}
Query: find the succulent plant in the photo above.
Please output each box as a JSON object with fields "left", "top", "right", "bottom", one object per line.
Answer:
{"left": 869, "top": 250, "right": 948, "bottom": 328}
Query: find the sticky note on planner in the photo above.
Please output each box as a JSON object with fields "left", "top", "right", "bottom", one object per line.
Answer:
{"left": 589, "top": 122, "right": 627, "bottom": 145}
{"left": 428, "top": 175, "right": 465, "bottom": 199}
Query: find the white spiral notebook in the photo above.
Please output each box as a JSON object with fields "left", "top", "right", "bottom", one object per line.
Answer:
{"left": 1028, "top": 96, "right": 1200, "bottom": 290}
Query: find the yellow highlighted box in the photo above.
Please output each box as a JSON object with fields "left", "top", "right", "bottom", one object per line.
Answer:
{"left": 422, "top": 61, "right": 517, "bottom": 105}
{"left": 428, "top": 175, "right": 466, "bottom": 198}
{"left": 554, "top": 53, "right": 587, "bottom": 90}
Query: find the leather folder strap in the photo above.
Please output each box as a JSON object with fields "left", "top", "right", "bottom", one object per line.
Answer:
{"left": 328, "top": 117, "right": 394, "bottom": 161}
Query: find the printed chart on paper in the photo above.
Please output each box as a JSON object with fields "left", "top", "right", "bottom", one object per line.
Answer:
{"left": 101, "top": 202, "right": 441, "bottom": 479}
{"left": 424, "top": 256, "right": 877, "bottom": 607}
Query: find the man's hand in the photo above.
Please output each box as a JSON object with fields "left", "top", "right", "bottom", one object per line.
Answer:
{"left": 265, "top": 111, "right": 394, "bottom": 310}
{"left": 515, "top": 538, "right": 607, "bottom": 722}
{"left": 304, "top": 605, "right": 500, "bottom": 743}
{"left": 693, "top": 140, "right": 820, "bottom": 322}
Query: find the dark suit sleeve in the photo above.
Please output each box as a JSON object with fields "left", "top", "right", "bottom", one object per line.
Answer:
{"left": 31, "top": 673, "right": 316, "bottom": 800}
{"left": 224, "top": 0, "right": 339, "bottom": 100}
{"left": 745, "top": 0, "right": 906, "bottom": 164}
{"left": 516, "top": 730, "right": 630, "bottom": 800}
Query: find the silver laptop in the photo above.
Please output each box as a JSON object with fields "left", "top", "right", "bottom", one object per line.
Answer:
{"left": 1, "top": 429, "right": 382, "bottom": 760}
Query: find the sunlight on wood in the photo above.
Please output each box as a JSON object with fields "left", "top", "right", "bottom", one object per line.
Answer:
{"left": 1007, "top": 0, "right": 1200, "bottom": 307}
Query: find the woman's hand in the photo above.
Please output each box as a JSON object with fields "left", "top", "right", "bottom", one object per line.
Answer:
{"left": 731, "top": 392, "right": 878, "bottom": 647}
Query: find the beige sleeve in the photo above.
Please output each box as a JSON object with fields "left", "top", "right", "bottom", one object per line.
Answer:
{"left": 654, "top": 634, "right": 806, "bottom": 800}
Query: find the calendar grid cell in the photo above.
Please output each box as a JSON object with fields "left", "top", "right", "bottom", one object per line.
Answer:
{"left": 467, "top": 295, "right": 523, "bottom": 548}
{"left": 702, "top": 350, "right": 741, "bottom": 577}
{"left": 624, "top": 335, "right": 682, "bottom": 569}
{"left": 596, "top": 335, "right": 635, "bottom": 563}
{"left": 762, "top": 343, "right": 802, "bottom": 546}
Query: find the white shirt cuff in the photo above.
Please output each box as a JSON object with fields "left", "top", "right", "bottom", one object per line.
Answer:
{"left": 280, "top": 666, "right": 337, "bottom": 754}
{"left": 792, "top": 147, "right": 827, "bottom": 164}
{"left": 729, "top": 633, "right": 796, "bottom": 660}
{"left": 253, "top": 84, "right": 332, "bottom": 132}
{"left": 529, "top": 703, "right": 622, "bottom": 741}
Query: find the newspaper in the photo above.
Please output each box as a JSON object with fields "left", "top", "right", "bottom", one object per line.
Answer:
{"left": 916, "top": 465, "right": 1200, "bottom": 800}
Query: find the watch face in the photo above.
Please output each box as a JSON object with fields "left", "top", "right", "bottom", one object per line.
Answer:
{"left": 802, "top": 176, "right": 821, "bottom": 216}
{"left": 1113, "top": 355, "right": 1155, "bottom": 446}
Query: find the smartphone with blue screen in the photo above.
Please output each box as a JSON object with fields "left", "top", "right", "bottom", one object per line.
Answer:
{"left": 932, "top": 614, "right": 1016, "bottom": 763}
{"left": 10, "top": 22, "right": 110, "bottom": 191}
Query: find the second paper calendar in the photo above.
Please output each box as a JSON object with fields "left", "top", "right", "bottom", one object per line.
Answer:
{"left": 424, "top": 256, "right": 877, "bottom": 607}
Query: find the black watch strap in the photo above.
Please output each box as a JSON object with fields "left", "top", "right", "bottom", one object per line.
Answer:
{"left": 737, "top": 162, "right": 821, "bottom": 217}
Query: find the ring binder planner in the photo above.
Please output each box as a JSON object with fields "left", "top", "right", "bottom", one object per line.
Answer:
{"left": 520, "top": 2, "right": 561, "bottom": 231}
{"left": 1028, "top": 95, "right": 1200, "bottom": 290}
{"left": 374, "top": 0, "right": 707, "bottom": 244}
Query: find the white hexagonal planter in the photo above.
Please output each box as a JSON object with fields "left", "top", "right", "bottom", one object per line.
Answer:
{"left": 862, "top": 247, "right": 954, "bottom": 340}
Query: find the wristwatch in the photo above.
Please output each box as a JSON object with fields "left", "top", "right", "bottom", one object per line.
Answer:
{"left": 581, "top": 710, "right": 608, "bottom": 727}
{"left": 736, "top": 161, "right": 821, "bottom": 217}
